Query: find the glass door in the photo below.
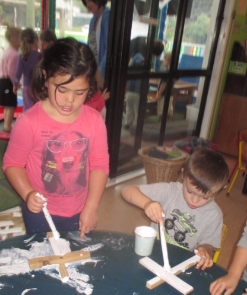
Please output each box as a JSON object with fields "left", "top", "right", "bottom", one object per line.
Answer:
{"left": 105, "top": 0, "right": 226, "bottom": 177}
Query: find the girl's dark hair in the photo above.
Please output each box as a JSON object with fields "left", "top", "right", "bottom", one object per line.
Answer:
{"left": 81, "top": 0, "right": 108, "bottom": 8}
{"left": 31, "top": 37, "right": 99, "bottom": 102}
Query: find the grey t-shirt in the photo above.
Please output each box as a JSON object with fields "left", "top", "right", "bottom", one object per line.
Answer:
{"left": 140, "top": 182, "right": 222, "bottom": 251}
{"left": 237, "top": 221, "right": 247, "bottom": 282}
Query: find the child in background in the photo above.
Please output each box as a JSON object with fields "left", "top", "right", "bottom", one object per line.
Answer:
{"left": 40, "top": 28, "right": 57, "bottom": 50}
{"left": 210, "top": 222, "right": 247, "bottom": 295}
{"left": 156, "top": 51, "right": 173, "bottom": 120}
{"left": 13, "top": 28, "right": 42, "bottom": 112}
{"left": 121, "top": 148, "right": 229, "bottom": 270}
{"left": 3, "top": 37, "right": 109, "bottom": 239}
{"left": 0, "top": 24, "right": 21, "bottom": 133}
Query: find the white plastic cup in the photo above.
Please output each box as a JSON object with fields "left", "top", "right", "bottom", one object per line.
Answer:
{"left": 134, "top": 226, "right": 157, "bottom": 256}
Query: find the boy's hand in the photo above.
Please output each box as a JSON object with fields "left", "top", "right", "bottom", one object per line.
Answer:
{"left": 26, "top": 191, "right": 46, "bottom": 213}
{"left": 195, "top": 245, "right": 214, "bottom": 270}
{"left": 79, "top": 206, "right": 98, "bottom": 240}
{"left": 209, "top": 273, "right": 240, "bottom": 295}
{"left": 143, "top": 200, "right": 164, "bottom": 223}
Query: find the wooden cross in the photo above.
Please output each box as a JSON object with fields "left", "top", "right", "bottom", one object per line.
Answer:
{"left": 139, "top": 219, "right": 201, "bottom": 294}
{"left": 28, "top": 232, "right": 90, "bottom": 281}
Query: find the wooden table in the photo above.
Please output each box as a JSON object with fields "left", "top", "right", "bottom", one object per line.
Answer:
{"left": 148, "top": 79, "right": 198, "bottom": 119}
{"left": 0, "top": 230, "right": 246, "bottom": 294}
{"left": 172, "top": 80, "right": 198, "bottom": 119}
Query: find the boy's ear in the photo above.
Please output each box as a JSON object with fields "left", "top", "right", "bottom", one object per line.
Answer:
{"left": 181, "top": 168, "right": 184, "bottom": 180}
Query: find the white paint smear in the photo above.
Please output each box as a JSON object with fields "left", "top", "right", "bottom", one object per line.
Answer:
{"left": 0, "top": 238, "right": 104, "bottom": 294}
{"left": 21, "top": 288, "right": 37, "bottom": 294}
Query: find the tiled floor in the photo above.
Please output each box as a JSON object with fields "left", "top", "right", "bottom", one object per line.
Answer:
{"left": 0, "top": 151, "right": 246, "bottom": 271}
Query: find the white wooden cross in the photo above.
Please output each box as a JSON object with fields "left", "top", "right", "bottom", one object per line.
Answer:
{"left": 139, "top": 217, "right": 201, "bottom": 294}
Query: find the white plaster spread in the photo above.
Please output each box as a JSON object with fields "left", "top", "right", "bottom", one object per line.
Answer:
{"left": 24, "top": 235, "right": 36, "bottom": 244}
{"left": 82, "top": 243, "right": 104, "bottom": 252}
{"left": 21, "top": 288, "right": 37, "bottom": 294}
{"left": 0, "top": 239, "right": 102, "bottom": 294}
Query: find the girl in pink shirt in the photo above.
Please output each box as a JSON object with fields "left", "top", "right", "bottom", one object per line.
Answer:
{"left": 3, "top": 37, "right": 109, "bottom": 239}
{"left": 0, "top": 25, "right": 21, "bottom": 132}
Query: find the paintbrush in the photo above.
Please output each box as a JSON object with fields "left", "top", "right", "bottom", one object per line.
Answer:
{"left": 159, "top": 215, "right": 172, "bottom": 273}
{"left": 36, "top": 193, "right": 71, "bottom": 256}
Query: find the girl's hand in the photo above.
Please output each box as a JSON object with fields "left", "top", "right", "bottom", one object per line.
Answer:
{"left": 195, "top": 246, "right": 214, "bottom": 270}
{"left": 143, "top": 200, "right": 164, "bottom": 223}
{"left": 26, "top": 191, "right": 46, "bottom": 213}
{"left": 102, "top": 88, "right": 110, "bottom": 101}
{"left": 13, "top": 84, "right": 21, "bottom": 94}
{"left": 79, "top": 206, "right": 98, "bottom": 240}
{"left": 209, "top": 273, "right": 240, "bottom": 295}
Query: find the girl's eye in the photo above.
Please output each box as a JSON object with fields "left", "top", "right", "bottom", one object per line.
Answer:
{"left": 76, "top": 92, "right": 84, "bottom": 96}
{"left": 58, "top": 87, "right": 66, "bottom": 93}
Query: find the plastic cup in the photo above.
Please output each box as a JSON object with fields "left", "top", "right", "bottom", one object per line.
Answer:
{"left": 134, "top": 226, "right": 157, "bottom": 256}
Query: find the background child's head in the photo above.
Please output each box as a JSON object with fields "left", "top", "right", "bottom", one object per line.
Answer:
{"left": 81, "top": 0, "right": 108, "bottom": 9}
{"left": 152, "top": 40, "right": 164, "bottom": 57}
{"left": 183, "top": 147, "right": 229, "bottom": 196}
{"left": 40, "top": 28, "right": 57, "bottom": 50}
{"left": 20, "top": 28, "right": 38, "bottom": 60}
{"left": 4, "top": 23, "right": 21, "bottom": 49}
{"left": 31, "top": 37, "right": 100, "bottom": 102}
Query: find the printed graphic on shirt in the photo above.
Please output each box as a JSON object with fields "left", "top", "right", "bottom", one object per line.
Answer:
{"left": 41, "top": 131, "right": 88, "bottom": 194}
{"left": 164, "top": 209, "right": 197, "bottom": 249}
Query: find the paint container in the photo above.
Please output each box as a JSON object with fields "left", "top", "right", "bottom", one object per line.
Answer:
{"left": 134, "top": 226, "right": 157, "bottom": 256}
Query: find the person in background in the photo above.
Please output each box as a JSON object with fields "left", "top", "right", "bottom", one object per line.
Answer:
{"left": 121, "top": 148, "right": 229, "bottom": 270}
{"left": 156, "top": 51, "right": 173, "bottom": 120}
{"left": 124, "top": 40, "right": 164, "bottom": 130}
{"left": 13, "top": 28, "right": 42, "bottom": 112}
{"left": 210, "top": 222, "right": 247, "bottom": 295}
{"left": 3, "top": 37, "right": 109, "bottom": 240}
{"left": 40, "top": 28, "right": 57, "bottom": 50}
{"left": 0, "top": 24, "right": 21, "bottom": 133}
{"left": 81, "top": 0, "right": 110, "bottom": 80}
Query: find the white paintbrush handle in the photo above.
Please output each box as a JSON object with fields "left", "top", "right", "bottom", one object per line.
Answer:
{"left": 159, "top": 219, "right": 172, "bottom": 272}
{"left": 35, "top": 193, "right": 60, "bottom": 240}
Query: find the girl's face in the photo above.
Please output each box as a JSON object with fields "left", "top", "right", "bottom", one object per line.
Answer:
{"left": 45, "top": 73, "right": 90, "bottom": 121}
{"left": 85, "top": 0, "right": 99, "bottom": 14}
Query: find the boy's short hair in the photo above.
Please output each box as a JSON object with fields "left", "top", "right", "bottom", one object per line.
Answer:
{"left": 152, "top": 40, "right": 164, "bottom": 57}
{"left": 81, "top": 0, "right": 108, "bottom": 8}
{"left": 40, "top": 28, "right": 57, "bottom": 43}
{"left": 183, "top": 147, "right": 229, "bottom": 196}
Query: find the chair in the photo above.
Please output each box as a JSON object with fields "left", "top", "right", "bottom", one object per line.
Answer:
{"left": 227, "top": 128, "right": 247, "bottom": 195}
{"left": 213, "top": 224, "right": 228, "bottom": 263}
{"left": 174, "top": 54, "right": 203, "bottom": 115}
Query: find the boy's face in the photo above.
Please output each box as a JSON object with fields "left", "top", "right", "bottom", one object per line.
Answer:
{"left": 182, "top": 176, "right": 214, "bottom": 209}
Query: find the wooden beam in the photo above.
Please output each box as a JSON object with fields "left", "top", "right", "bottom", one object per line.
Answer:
{"left": 29, "top": 249, "right": 90, "bottom": 270}
{"left": 139, "top": 257, "right": 194, "bottom": 294}
{"left": 145, "top": 255, "right": 200, "bottom": 289}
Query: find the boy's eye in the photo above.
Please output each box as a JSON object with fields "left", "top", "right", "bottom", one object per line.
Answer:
{"left": 187, "top": 189, "right": 192, "bottom": 194}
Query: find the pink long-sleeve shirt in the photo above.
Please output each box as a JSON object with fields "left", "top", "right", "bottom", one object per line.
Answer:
{"left": 3, "top": 102, "right": 109, "bottom": 217}
{"left": 0, "top": 45, "right": 19, "bottom": 83}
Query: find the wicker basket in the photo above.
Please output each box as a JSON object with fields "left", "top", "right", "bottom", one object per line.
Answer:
{"left": 138, "top": 146, "right": 188, "bottom": 184}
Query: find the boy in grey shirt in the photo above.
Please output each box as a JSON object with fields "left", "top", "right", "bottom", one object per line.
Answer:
{"left": 122, "top": 147, "right": 229, "bottom": 271}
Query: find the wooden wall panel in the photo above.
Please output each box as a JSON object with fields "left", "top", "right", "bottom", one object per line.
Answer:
{"left": 214, "top": 93, "right": 247, "bottom": 156}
